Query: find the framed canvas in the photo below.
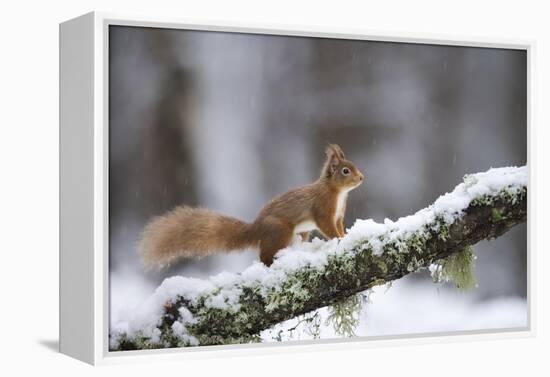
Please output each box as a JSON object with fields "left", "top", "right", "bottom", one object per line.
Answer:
{"left": 59, "top": 12, "right": 533, "bottom": 365}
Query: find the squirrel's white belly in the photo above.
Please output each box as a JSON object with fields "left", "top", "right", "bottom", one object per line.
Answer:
{"left": 335, "top": 190, "right": 349, "bottom": 220}
{"left": 294, "top": 220, "right": 318, "bottom": 234}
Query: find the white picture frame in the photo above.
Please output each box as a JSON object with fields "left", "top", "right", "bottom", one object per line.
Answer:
{"left": 59, "top": 11, "right": 535, "bottom": 365}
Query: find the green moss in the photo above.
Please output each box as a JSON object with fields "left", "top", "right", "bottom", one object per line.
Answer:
{"left": 471, "top": 187, "right": 526, "bottom": 208}
{"left": 433, "top": 246, "right": 477, "bottom": 291}
{"left": 328, "top": 251, "right": 357, "bottom": 274}
{"left": 112, "top": 331, "right": 163, "bottom": 351}
{"left": 195, "top": 333, "right": 261, "bottom": 345}
{"left": 325, "top": 293, "right": 365, "bottom": 337}
{"left": 374, "top": 258, "right": 388, "bottom": 274}
{"left": 265, "top": 294, "right": 282, "bottom": 313}
{"left": 406, "top": 255, "right": 426, "bottom": 272}
{"left": 408, "top": 232, "right": 429, "bottom": 254}
{"left": 491, "top": 208, "right": 505, "bottom": 222}
{"left": 376, "top": 226, "right": 433, "bottom": 258}
{"left": 438, "top": 223, "right": 450, "bottom": 241}
{"left": 264, "top": 269, "right": 319, "bottom": 313}
{"left": 369, "top": 278, "right": 387, "bottom": 287}
{"left": 470, "top": 196, "right": 491, "bottom": 206}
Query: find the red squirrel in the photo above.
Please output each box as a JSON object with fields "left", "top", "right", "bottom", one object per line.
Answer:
{"left": 139, "top": 144, "right": 364, "bottom": 267}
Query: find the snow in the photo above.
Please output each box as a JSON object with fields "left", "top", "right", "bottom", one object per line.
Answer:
{"left": 111, "top": 165, "right": 527, "bottom": 347}
{"left": 361, "top": 277, "right": 527, "bottom": 336}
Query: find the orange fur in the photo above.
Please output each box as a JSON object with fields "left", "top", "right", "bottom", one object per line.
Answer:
{"left": 139, "top": 144, "right": 364, "bottom": 267}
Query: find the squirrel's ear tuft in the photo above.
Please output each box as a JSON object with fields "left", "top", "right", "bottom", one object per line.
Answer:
{"left": 323, "top": 144, "right": 344, "bottom": 177}
{"left": 326, "top": 144, "right": 345, "bottom": 160}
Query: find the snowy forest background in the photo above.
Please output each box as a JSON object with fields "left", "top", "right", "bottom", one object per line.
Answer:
{"left": 109, "top": 25, "right": 527, "bottom": 341}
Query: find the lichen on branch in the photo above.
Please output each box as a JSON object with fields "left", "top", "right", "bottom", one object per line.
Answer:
{"left": 430, "top": 246, "right": 477, "bottom": 291}
{"left": 111, "top": 166, "right": 527, "bottom": 351}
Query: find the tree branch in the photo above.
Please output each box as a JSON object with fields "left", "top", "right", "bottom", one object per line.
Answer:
{"left": 111, "top": 166, "right": 527, "bottom": 350}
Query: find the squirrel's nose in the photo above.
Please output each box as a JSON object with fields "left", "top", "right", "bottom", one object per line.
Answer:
{"left": 359, "top": 173, "right": 364, "bottom": 181}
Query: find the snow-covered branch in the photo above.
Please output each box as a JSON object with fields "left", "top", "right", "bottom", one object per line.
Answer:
{"left": 111, "top": 166, "right": 527, "bottom": 350}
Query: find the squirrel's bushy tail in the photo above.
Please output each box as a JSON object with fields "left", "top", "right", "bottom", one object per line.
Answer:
{"left": 139, "top": 206, "right": 255, "bottom": 268}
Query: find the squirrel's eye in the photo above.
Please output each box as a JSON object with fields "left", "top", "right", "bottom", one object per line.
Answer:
{"left": 342, "top": 167, "right": 350, "bottom": 176}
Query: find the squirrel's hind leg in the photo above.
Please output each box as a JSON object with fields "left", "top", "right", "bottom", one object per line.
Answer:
{"left": 258, "top": 221, "right": 294, "bottom": 266}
